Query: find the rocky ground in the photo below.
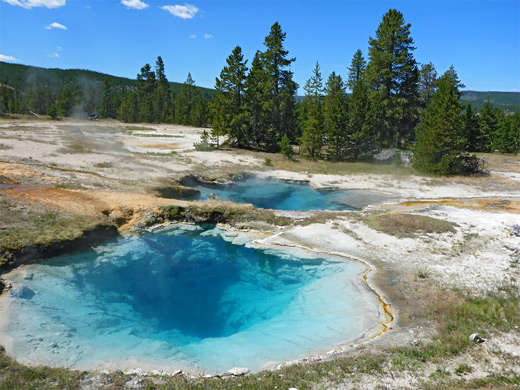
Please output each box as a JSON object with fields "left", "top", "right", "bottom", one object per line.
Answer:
{"left": 0, "top": 117, "right": 519, "bottom": 389}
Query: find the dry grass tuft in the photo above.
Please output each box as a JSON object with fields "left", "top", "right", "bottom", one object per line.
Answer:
{"left": 364, "top": 212, "right": 457, "bottom": 237}
{"left": 270, "top": 156, "right": 418, "bottom": 177}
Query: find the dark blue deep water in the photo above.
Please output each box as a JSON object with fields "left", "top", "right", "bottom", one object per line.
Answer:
{"left": 1, "top": 226, "right": 381, "bottom": 373}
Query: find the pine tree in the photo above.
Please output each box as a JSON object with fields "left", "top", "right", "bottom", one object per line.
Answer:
{"left": 175, "top": 73, "right": 196, "bottom": 125}
{"left": 346, "top": 50, "right": 366, "bottom": 92}
{"left": 99, "top": 79, "right": 116, "bottom": 118}
{"left": 136, "top": 63, "right": 156, "bottom": 122}
{"left": 278, "top": 134, "right": 294, "bottom": 158}
{"left": 347, "top": 80, "right": 381, "bottom": 160}
{"left": 366, "top": 9, "right": 419, "bottom": 147}
{"left": 260, "top": 22, "right": 297, "bottom": 151}
{"left": 191, "top": 94, "right": 208, "bottom": 128}
{"left": 418, "top": 62, "right": 437, "bottom": 107}
{"left": 119, "top": 90, "right": 139, "bottom": 123}
{"left": 323, "top": 71, "right": 347, "bottom": 160}
{"left": 210, "top": 46, "right": 249, "bottom": 147}
{"left": 0, "top": 86, "right": 15, "bottom": 115}
{"left": 462, "top": 104, "right": 479, "bottom": 152}
{"left": 413, "top": 69, "right": 466, "bottom": 175}
{"left": 494, "top": 111, "right": 520, "bottom": 153}
{"left": 477, "top": 99, "right": 499, "bottom": 152}
{"left": 154, "top": 56, "right": 170, "bottom": 122}
{"left": 299, "top": 62, "right": 324, "bottom": 158}
{"left": 47, "top": 102, "right": 58, "bottom": 119}
{"left": 244, "top": 51, "right": 267, "bottom": 148}
{"left": 58, "top": 87, "right": 73, "bottom": 117}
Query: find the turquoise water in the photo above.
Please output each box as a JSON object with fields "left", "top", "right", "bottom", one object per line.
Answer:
{"left": 1, "top": 226, "right": 381, "bottom": 373}
{"left": 192, "top": 176, "right": 357, "bottom": 210}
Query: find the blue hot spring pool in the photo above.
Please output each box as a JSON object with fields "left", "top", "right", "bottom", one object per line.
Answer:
{"left": 190, "top": 176, "right": 359, "bottom": 210}
{"left": 0, "top": 226, "right": 385, "bottom": 374}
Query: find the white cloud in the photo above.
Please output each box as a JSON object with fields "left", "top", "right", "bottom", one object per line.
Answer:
{"left": 160, "top": 4, "right": 199, "bottom": 19}
{"left": 204, "top": 33, "right": 214, "bottom": 39}
{"left": 56, "top": 46, "right": 63, "bottom": 51}
{"left": 47, "top": 52, "right": 60, "bottom": 58}
{"left": 188, "top": 35, "right": 196, "bottom": 39}
{"left": 121, "top": 0, "right": 148, "bottom": 10}
{"left": 2, "top": 0, "right": 65, "bottom": 9}
{"left": 0, "top": 54, "right": 19, "bottom": 63}
{"left": 46, "top": 22, "right": 67, "bottom": 30}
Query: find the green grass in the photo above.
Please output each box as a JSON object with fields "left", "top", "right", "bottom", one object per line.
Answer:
{"left": 0, "top": 211, "right": 107, "bottom": 252}
{"left": 364, "top": 212, "right": 457, "bottom": 238}
{"left": 159, "top": 202, "right": 293, "bottom": 227}
{"left": 93, "top": 162, "right": 113, "bottom": 168}
{"left": 270, "top": 156, "right": 419, "bottom": 177}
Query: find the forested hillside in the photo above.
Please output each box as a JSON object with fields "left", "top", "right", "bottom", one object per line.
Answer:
{"left": 0, "top": 60, "right": 213, "bottom": 125}
{"left": 0, "top": 62, "right": 213, "bottom": 97}
{"left": 461, "top": 91, "right": 520, "bottom": 112}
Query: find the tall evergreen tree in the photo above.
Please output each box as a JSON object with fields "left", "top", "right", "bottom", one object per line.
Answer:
{"left": 346, "top": 50, "right": 366, "bottom": 92}
{"left": 136, "top": 64, "right": 156, "bottom": 122}
{"left": 175, "top": 73, "right": 197, "bottom": 125}
{"left": 418, "top": 62, "right": 437, "bottom": 107}
{"left": 366, "top": 9, "right": 419, "bottom": 147}
{"left": 494, "top": 111, "right": 520, "bottom": 154}
{"left": 0, "top": 86, "right": 15, "bottom": 115}
{"left": 347, "top": 79, "right": 381, "bottom": 160}
{"left": 210, "top": 46, "right": 249, "bottom": 148}
{"left": 260, "top": 22, "right": 297, "bottom": 151}
{"left": 99, "top": 79, "right": 116, "bottom": 118}
{"left": 413, "top": 69, "right": 466, "bottom": 175}
{"left": 300, "top": 62, "right": 324, "bottom": 158}
{"left": 190, "top": 94, "right": 208, "bottom": 128}
{"left": 462, "top": 103, "right": 479, "bottom": 152}
{"left": 119, "top": 90, "right": 139, "bottom": 123}
{"left": 244, "top": 51, "right": 268, "bottom": 148}
{"left": 323, "top": 71, "right": 348, "bottom": 160}
{"left": 443, "top": 65, "right": 465, "bottom": 97}
{"left": 477, "top": 99, "right": 499, "bottom": 152}
{"left": 153, "top": 56, "right": 170, "bottom": 122}
{"left": 58, "top": 87, "right": 74, "bottom": 117}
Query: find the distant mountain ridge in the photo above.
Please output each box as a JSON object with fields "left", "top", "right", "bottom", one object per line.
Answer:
{"left": 0, "top": 62, "right": 213, "bottom": 98}
{"left": 296, "top": 89, "right": 519, "bottom": 112}
{"left": 460, "top": 90, "right": 520, "bottom": 112}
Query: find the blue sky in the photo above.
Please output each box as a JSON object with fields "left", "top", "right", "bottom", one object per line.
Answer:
{"left": 1, "top": 0, "right": 519, "bottom": 93}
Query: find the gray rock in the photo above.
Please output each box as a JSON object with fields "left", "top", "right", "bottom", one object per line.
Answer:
{"left": 469, "top": 333, "right": 487, "bottom": 343}
{"left": 126, "top": 368, "right": 146, "bottom": 376}
{"left": 171, "top": 369, "right": 185, "bottom": 378}
{"left": 226, "top": 367, "right": 250, "bottom": 376}
{"left": 374, "top": 149, "right": 398, "bottom": 162}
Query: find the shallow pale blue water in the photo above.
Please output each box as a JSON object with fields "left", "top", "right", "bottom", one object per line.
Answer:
{"left": 1, "top": 226, "right": 381, "bottom": 373}
{"left": 192, "top": 176, "right": 356, "bottom": 210}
